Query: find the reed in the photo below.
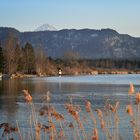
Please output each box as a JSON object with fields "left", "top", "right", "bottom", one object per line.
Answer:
{"left": 1, "top": 84, "right": 140, "bottom": 140}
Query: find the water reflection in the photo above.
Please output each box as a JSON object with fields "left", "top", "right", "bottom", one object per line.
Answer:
{"left": 0, "top": 80, "right": 20, "bottom": 123}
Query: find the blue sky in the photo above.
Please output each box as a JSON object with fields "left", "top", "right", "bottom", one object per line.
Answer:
{"left": 0, "top": 0, "right": 140, "bottom": 36}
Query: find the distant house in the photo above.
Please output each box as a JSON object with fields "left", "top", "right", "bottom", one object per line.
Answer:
{"left": 58, "top": 68, "right": 62, "bottom": 76}
{"left": 0, "top": 73, "right": 2, "bottom": 80}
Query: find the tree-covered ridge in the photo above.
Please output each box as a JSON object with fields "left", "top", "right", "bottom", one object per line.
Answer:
{"left": 1, "top": 27, "right": 140, "bottom": 60}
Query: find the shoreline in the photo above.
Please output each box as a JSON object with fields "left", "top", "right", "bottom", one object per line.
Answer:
{"left": 1, "top": 69, "right": 140, "bottom": 79}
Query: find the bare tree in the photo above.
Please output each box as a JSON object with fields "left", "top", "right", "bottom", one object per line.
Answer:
{"left": 35, "top": 45, "right": 47, "bottom": 75}
{"left": 0, "top": 43, "right": 4, "bottom": 72}
{"left": 62, "top": 51, "right": 80, "bottom": 67}
{"left": 4, "top": 33, "right": 18, "bottom": 74}
{"left": 63, "top": 51, "right": 80, "bottom": 61}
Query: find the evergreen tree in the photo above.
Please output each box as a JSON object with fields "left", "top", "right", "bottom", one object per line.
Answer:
{"left": 15, "top": 44, "right": 24, "bottom": 72}
{"left": 23, "top": 42, "right": 35, "bottom": 73}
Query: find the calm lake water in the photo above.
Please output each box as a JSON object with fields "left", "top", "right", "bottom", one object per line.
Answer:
{"left": 0, "top": 74, "right": 140, "bottom": 139}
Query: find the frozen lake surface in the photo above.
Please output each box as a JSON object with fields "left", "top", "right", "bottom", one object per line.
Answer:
{"left": 0, "top": 74, "right": 140, "bottom": 139}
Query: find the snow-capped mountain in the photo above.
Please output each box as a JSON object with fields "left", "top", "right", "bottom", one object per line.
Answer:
{"left": 35, "top": 24, "right": 57, "bottom": 31}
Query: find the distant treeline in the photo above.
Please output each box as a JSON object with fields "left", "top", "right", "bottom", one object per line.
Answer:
{"left": 0, "top": 34, "right": 140, "bottom": 75}
{"left": 81, "top": 59, "right": 140, "bottom": 70}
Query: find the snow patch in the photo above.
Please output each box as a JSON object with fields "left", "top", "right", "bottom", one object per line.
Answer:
{"left": 90, "top": 34, "right": 98, "bottom": 37}
{"left": 35, "top": 24, "right": 57, "bottom": 31}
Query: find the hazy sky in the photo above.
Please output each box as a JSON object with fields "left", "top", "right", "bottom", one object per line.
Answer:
{"left": 0, "top": 0, "right": 140, "bottom": 37}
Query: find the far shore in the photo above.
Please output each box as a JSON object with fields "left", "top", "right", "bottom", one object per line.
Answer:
{"left": 1, "top": 69, "right": 140, "bottom": 79}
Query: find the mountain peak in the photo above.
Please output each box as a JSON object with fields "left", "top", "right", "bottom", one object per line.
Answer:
{"left": 35, "top": 24, "right": 57, "bottom": 31}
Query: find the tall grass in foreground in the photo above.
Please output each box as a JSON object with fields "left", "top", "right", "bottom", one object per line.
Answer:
{"left": 0, "top": 83, "right": 140, "bottom": 140}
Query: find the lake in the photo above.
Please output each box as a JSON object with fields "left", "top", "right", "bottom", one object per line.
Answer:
{"left": 0, "top": 74, "right": 140, "bottom": 139}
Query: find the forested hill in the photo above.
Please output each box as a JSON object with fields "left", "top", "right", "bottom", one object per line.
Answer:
{"left": 0, "top": 27, "right": 140, "bottom": 60}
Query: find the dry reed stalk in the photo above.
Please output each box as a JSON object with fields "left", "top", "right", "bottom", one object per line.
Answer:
{"left": 91, "top": 128, "right": 98, "bottom": 140}
{"left": 29, "top": 116, "right": 34, "bottom": 140}
{"left": 100, "top": 119, "right": 105, "bottom": 130}
{"left": 103, "top": 101, "right": 120, "bottom": 140}
{"left": 63, "top": 120, "right": 78, "bottom": 140}
{"left": 49, "top": 106, "right": 66, "bottom": 139}
{"left": 128, "top": 83, "right": 135, "bottom": 95}
{"left": 30, "top": 104, "right": 39, "bottom": 139}
{"left": 0, "top": 123, "right": 19, "bottom": 139}
{"left": 111, "top": 101, "right": 120, "bottom": 140}
{"left": 22, "top": 89, "right": 32, "bottom": 103}
{"left": 127, "top": 84, "right": 140, "bottom": 140}
{"left": 77, "top": 119, "right": 87, "bottom": 140}
{"left": 114, "top": 109, "right": 119, "bottom": 140}
{"left": 51, "top": 108, "right": 65, "bottom": 121}
{"left": 138, "top": 105, "right": 140, "bottom": 139}
{"left": 35, "top": 123, "right": 41, "bottom": 140}
{"left": 85, "top": 101, "right": 91, "bottom": 113}
{"left": 134, "top": 93, "right": 140, "bottom": 140}
{"left": 58, "top": 128, "right": 65, "bottom": 139}
{"left": 74, "top": 106, "right": 88, "bottom": 140}
{"left": 40, "top": 122, "right": 56, "bottom": 140}
{"left": 136, "top": 93, "right": 140, "bottom": 104}
{"left": 65, "top": 122, "right": 77, "bottom": 140}
{"left": 114, "top": 101, "right": 120, "bottom": 113}
{"left": 59, "top": 121, "right": 66, "bottom": 140}
{"left": 66, "top": 122, "right": 74, "bottom": 140}
{"left": 126, "top": 105, "right": 133, "bottom": 116}
{"left": 39, "top": 91, "right": 57, "bottom": 140}
{"left": 82, "top": 115, "right": 89, "bottom": 124}
{"left": 48, "top": 113, "right": 55, "bottom": 140}
{"left": 23, "top": 89, "right": 38, "bottom": 127}
{"left": 65, "top": 103, "right": 87, "bottom": 140}
{"left": 95, "top": 109, "right": 103, "bottom": 119}
{"left": 16, "top": 120, "right": 24, "bottom": 140}
{"left": 42, "top": 91, "right": 51, "bottom": 103}
{"left": 126, "top": 84, "right": 140, "bottom": 140}
{"left": 85, "top": 101, "right": 96, "bottom": 127}
{"left": 103, "top": 101, "right": 112, "bottom": 140}
{"left": 95, "top": 109, "right": 105, "bottom": 131}
{"left": 31, "top": 103, "right": 38, "bottom": 126}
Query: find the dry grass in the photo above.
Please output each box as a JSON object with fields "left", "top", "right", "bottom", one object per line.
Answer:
{"left": 0, "top": 83, "right": 140, "bottom": 140}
